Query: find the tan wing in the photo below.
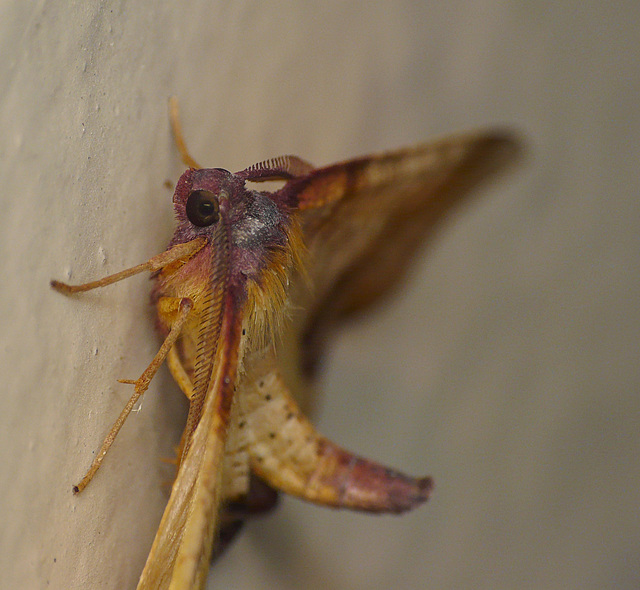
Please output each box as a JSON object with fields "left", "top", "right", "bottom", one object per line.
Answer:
{"left": 236, "top": 347, "right": 432, "bottom": 512}
{"left": 279, "top": 131, "right": 520, "bottom": 378}
{"left": 138, "top": 303, "right": 244, "bottom": 590}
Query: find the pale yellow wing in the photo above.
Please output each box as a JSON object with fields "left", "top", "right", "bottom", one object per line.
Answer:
{"left": 138, "top": 306, "right": 244, "bottom": 590}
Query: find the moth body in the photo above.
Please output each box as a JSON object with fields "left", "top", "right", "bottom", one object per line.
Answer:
{"left": 52, "top": 107, "right": 519, "bottom": 589}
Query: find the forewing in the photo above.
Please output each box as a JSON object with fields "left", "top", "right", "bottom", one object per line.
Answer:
{"left": 138, "top": 300, "right": 244, "bottom": 590}
{"left": 294, "top": 131, "right": 520, "bottom": 319}
{"left": 276, "top": 131, "right": 520, "bottom": 380}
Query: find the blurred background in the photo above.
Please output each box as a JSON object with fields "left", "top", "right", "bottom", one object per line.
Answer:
{"left": 0, "top": 2, "right": 638, "bottom": 589}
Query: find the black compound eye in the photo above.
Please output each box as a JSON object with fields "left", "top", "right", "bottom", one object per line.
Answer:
{"left": 186, "top": 189, "right": 220, "bottom": 227}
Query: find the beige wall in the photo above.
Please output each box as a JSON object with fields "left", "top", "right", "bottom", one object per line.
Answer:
{"left": 0, "top": 2, "right": 638, "bottom": 589}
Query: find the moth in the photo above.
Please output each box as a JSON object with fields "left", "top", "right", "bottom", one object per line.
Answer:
{"left": 52, "top": 100, "right": 518, "bottom": 589}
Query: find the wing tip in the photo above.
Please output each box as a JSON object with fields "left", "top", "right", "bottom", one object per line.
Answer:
{"left": 383, "top": 473, "right": 435, "bottom": 514}
{"left": 473, "top": 128, "right": 525, "bottom": 171}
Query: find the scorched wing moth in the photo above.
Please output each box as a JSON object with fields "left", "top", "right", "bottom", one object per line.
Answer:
{"left": 52, "top": 99, "right": 519, "bottom": 589}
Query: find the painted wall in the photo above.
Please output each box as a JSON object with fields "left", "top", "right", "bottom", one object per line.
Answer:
{"left": 0, "top": 2, "right": 638, "bottom": 589}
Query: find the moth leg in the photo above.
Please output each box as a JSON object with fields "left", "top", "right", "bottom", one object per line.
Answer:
{"left": 73, "top": 297, "right": 193, "bottom": 494}
{"left": 165, "top": 344, "right": 199, "bottom": 471}
{"left": 239, "top": 352, "right": 433, "bottom": 513}
{"left": 51, "top": 238, "right": 205, "bottom": 294}
{"left": 169, "top": 96, "right": 201, "bottom": 170}
{"left": 167, "top": 346, "right": 195, "bottom": 401}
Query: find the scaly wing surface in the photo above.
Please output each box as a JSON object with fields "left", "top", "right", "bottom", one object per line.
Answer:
{"left": 138, "top": 295, "right": 244, "bottom": 590}
{"left": 280, "top": 131, "right": 520, "bottom": 377}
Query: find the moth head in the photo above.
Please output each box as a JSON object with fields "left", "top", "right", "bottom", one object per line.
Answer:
{"left": 169, "top": 167, "right": 304, "bottom": 343}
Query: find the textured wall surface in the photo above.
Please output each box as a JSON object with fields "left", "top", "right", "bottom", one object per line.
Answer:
{"left": 0, "top": 2, "right": 638, "bottom": 589}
